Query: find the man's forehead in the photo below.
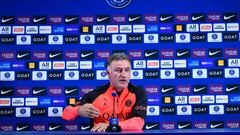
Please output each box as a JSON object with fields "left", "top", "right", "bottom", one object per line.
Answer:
{"left": 110, "top": 60, "right": 131, "bottom": 68}
{"left": 111, "top": 60, "right": 130, "bottom": 64}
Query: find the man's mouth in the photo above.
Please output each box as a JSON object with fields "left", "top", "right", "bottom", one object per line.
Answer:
{"left": 119, "top": 79, "right": 127, "bottom": 82}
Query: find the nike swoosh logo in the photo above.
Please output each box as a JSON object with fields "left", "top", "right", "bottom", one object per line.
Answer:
{"left": 65, "top": 17, "right": 77, "bottom": 23}
{"left": 1, "top": 18, "right": 13, "bottom": 23}
{"left": 145, "top": 124, "right": 158, "bottom": 130}
{"left": 210, "top": 123, "right": 223, "bottom": 128}
{"left": 160, "top": 16, "right": 172, "bottom": 21}
{"left": 81, "top": 53, "right": 93, "bottom": 58}
{"left": 97, "top": 17, "right": 109, "bottom": 22}
{"left": 16, "top": 126, "right": 29, "bottom": 131}
{"left": 224, "top": 15, "right": 236, "bottom": 20}
{"left": 177, "top": 51, "right": 189, "bottom": 56}
{"left": 226, "top": 86, "right": 238, "bottom": 92}
{"left": 33, "top": 18, "right": 45, "bottom": 23}
{"left": 128, "top": 16, "right": 141, "bottom": 22}
{"left": 33, "top": 89, "right": 45, "bottom": 95}
{"left": 17, "top": 53, "right": 29, "bottom": 58}
{"left": 65, "top": 88, "right": 77, "bottom": 94}
{"left": 209, "top": 50, "right": 221, "bottom": 56}
{"left": 194, "top": 87, "right": 206, "bottom": 92}
{"left": 49, "top": 125, "right": 61, "bottom": 131}
{"left": 145, "top": 52, "right": 157, "bottom": 57}
{"left": 161, "top": 87, "right": 174, "bottom": 93}
{"left": 49, "top": 53, "right": 61, "bottom": 58}
{"left": 0, "top": 89, "right": 13, "bottom": 95}
{"left": 178, "top": 124, "right": 190, "bottom": 129}
{"left": 81, "top": 126, "right": 90, "bottom": 130}
{"left": 192, "top": 15, "right": 204, "bottom": 21}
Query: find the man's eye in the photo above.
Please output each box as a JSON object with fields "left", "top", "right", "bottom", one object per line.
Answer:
{"left": 125, "top": 69, "right": 130, "bottom": 72}
{"left": 115, "top": 69, "right": 122, "bottom": 72}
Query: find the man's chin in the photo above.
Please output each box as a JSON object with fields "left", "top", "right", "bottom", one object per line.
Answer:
{"left": 117, "top": 82, "right": 128, "bottom": 90}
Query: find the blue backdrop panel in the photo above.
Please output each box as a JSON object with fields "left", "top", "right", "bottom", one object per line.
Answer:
{"left": 0, "top": 0, "right": 240, "bottom": 131}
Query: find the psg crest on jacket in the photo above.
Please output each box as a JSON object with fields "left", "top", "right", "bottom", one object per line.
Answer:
{"left": 106, "top": 0, "right": 131, "bottom": 8}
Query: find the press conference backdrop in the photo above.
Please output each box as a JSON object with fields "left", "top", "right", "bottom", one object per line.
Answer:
{"left": 0, "top": 0, "right": 240, "bottom": 132}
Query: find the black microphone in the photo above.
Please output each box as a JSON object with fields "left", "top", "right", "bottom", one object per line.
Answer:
{"left": 106, "top": 91, "right": 122, "bottom": 132}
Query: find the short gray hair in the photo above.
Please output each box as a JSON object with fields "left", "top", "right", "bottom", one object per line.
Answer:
{"left": 106, "top": 53, "right": 131, "bottom": 67}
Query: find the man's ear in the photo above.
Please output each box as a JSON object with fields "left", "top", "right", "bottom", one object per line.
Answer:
{"left": 106, "top": 69, "right": 110, "bottom": 75}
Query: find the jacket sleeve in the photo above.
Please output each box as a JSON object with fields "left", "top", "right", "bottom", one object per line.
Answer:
{"left": 62, "top": 106, "right": 80, "bottom": 121}
{"left": 62, "top": 86, "right": 105, "bottom": 121}
{"left": 119, "top": 117, "right": 145, "bottom": 131}
{"left": 119, "top": 86, "right": 147, "bottom": 130}
{"left": 62, "top": 89, "right": 94, "bottom": 121}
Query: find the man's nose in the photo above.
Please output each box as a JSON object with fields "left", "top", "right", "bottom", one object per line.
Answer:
{"left": 120, "top": 71, "right": 127, "bottom": 77}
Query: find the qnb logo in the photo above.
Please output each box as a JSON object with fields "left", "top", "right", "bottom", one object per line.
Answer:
{"left": 106, "top": 0, "right": 131, "bottom": 8}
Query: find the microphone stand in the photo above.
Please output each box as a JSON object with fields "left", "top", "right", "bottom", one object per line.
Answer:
{"left": 106, "top": 91, "right": 122, "bottom": 132}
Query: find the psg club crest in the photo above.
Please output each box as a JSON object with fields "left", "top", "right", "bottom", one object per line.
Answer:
{"left": 106, "top": 0, "right": 131, "bottom": 8}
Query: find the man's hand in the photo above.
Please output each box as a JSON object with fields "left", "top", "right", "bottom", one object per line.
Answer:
{"left": 78, "top": 103, "right": 100, "bottom": 119}
{"left": 91, "top": 123, "right": 109, "bottom": 132}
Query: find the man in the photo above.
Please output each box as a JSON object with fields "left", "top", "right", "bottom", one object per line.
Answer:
{"left": 62, "top": 53, "right": 147, "bottom": 132}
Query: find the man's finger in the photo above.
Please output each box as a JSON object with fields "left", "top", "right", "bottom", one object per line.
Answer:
{"left": 89, "top": 114, "right": 95, "bottom": 119}
{"left": 91, "top": 113, "right": 99, "bottom": 118}
{"left": 86, "top": 109, "right": 99, "bottom": 116}
{"left": 85, "top": 110, "right": 98, "bottom": 118}
{"left": 97, "top": 126, "right": 105, "bottom": 132}
{"left": 91, "top": 125, "right": 101, "bottom": 132}
{"left": 86, "top": 108, "right": 99, "bottom": 116}
{"left": 88, "top": 105, "right": 100, "bottom": 113}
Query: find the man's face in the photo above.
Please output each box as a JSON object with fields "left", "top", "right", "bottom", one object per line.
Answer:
{"left": 107, "top": 60, "right": 131, "bottom": 91}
